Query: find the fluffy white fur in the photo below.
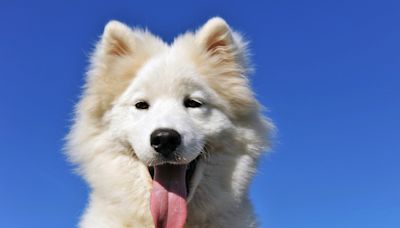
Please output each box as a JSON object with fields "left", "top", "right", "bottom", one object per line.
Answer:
{"left": 67, "top": 17, "right": 272, "bottom": 228}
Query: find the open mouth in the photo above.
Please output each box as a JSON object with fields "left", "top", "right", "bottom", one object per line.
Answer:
{"left": 148, "top": 156, "right": 200, "bottom": 228}
{"left": 148, "top": 156, "right": 199, "bottom": 196}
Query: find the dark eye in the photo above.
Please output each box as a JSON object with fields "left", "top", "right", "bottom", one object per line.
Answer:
{"left": 135, "top": 101, "right": 149, "bottom": 110}
{"left": 184, "top": 98, "right": 202, "bottom": 108}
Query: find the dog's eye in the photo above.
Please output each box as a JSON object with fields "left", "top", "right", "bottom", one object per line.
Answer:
{"left": 135, "top": 101, "right": 150, "bottom": 110}
{"left": 184, "top": 98, "right": 202, "bottom": 108}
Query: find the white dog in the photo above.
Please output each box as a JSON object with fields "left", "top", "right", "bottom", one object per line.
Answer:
{"left": 67, "top": 17, "right": 272, "bottom": 228}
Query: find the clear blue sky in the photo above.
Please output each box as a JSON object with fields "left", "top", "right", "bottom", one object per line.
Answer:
{"left": 0, "top": 0, "right": 399, "bottom": 227}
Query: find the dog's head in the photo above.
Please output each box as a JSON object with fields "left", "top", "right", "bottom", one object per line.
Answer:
{"left": 68, "top": 17, "right": 270, "bottom": 227}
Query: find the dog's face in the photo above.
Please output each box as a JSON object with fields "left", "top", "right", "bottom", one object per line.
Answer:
{"left": 107, "top": 54, "right": 233, "bottom": 167}
{"left": 91, "top": 17, "right": 258, "bottom": 179}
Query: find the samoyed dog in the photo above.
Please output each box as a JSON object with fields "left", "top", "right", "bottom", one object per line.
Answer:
{"left": 67, "top": 17, "right": 272, "bottom": 228}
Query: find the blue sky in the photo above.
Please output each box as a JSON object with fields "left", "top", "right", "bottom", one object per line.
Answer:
{"left": 0, "top": 0, "right": 399, "bottom": 227}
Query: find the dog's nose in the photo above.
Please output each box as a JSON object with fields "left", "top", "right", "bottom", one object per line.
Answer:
{"left": 150, "top": 128, "right": 181, "bottom": 156}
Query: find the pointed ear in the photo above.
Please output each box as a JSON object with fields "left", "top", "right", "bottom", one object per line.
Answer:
{"left": 101, "top": 20, "right": 135, "bottom": 57}
{"left": 196, "top": 17, "right": 235, "bottom": 58}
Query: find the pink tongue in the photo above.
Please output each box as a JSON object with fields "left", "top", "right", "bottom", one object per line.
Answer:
{"left": 150, "top": 164, "right": 187, "bottom": 228}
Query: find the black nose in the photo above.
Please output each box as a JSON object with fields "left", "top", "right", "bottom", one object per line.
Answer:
{"left": 150, "top": 128, "right": 181, "bottom": 156}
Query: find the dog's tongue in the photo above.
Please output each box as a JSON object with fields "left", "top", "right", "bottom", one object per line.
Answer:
{"left": 150, "top": 164, "right": 187, "bottom": 228}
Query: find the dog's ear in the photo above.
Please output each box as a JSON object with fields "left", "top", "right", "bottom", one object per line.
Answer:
{"left": 84, "top": 21, "right": 166, "bottom": 120}
{"left": 196, "top": 17, "right": 236, "bottom": 60}
{"left": 194, "top": 18, "right": 256, "bottom": 117}
{"left": 101, "top": 20, "right": 135, "bottom": 57}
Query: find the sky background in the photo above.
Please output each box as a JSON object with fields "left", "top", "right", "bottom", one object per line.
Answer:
{"left": 0, "top": 0, "right": 399, "bottom": 227}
